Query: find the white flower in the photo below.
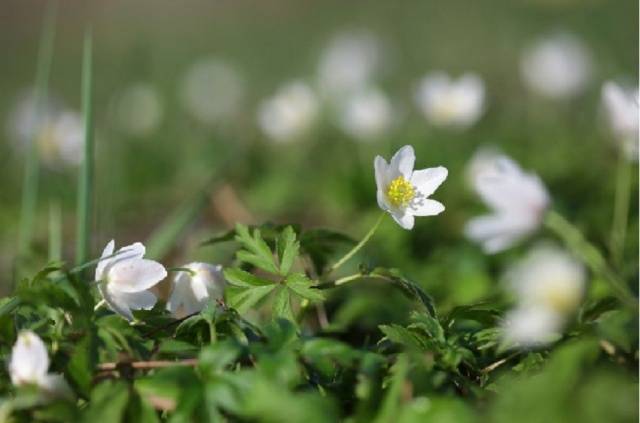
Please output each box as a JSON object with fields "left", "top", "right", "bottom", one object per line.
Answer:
{"left": 113, "top": 82, "right": 164, "bottom": 137}
{"left": 506, "top": 245, "right": 586, "bottom": 315}
{"left": 95, "top": 240, "right": 167, "bottom": 321}
{"left": 374, "top": 145, "right": 448, "bottom": 230}
{"left": 317, "top": 30, "right": 382, "bottom": 100}
{"left": 6, "top": 90, "right": 84, "bottom": 168}
{"left": 502, "top": 306, "right": 563, "bottom": 347}
{"left": 179, "top": 58, "right": 246, "bottom": 126}
{"left": 414, "top": 72, "right": 485, "bottom": 129}
{"left": 257, "top": 81, "right": 319, "bottom": 143}
{"left": 167, "top": 263, "right": 226, "bottom": 318}
{"left": 601, "top": 81, "right": 639, "bottom": 161}
{"left": 336, "top": 86, "right": 394, "bottom": 141}
{"left": 465, "top": 155, "right": 550, "bottom": 253}
{"left": 9, "top": 331, "right": 71, "bottom": 398}
{"left": 465, "top": 146, "right": 503, "bottom": 187}
{"left": 520, "top": 33, "right": 592, "bottom": 99}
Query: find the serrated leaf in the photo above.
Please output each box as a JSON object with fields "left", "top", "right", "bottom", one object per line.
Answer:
{"left": 409, "top": 311, "right": 445, "bottom": 344}
{"left": 234, "top": 224, "right": 279, "bottom": 273}
{"left": 227, "top": 285, "right": 276, "bottom": 314}
{"left": 277, "top": 226, "right": 299, "bottom": 275}
{"left": 286, "top": 273, "right": 325, "bottom": 302}
{"left": 224, "top": 268, "right": 273, "bottom": 288}
{"left": 273, "top": 287, "right": 295, "bottom": 322}
{"left": 379, "top": 324, "right": 426, "bottom": 350}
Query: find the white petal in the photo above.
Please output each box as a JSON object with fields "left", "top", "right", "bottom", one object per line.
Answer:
{"left": 411, "top": 166, "right": 448, "bottom": 198}
{"left": 95, "top": 240, "right": 115, "bottom": 282}
{"left": 111, "top": 289, "right": 157, "bottom": 311}
{"left": 391, "top": 212, "right": 414, "bottom": 230}
{"left": 377, "top": 189, "right": 390, "bottom": 212}
{"left": 108, "top": 259, "right": 167, "bottom": 293}
{"left": 410, "top": 199, "right": 445, "bottom": 216}
{"left": 9, "top": 331, "right": 49, "bottom": 386}
{"left": 374, "top": 155, "right": 389, "bottom": 190}
{"left": 166, "top": 272, "right": 193, "bottom": 315}
{"left": 389, "top": 145, "right": 415, "bottom": 178}
{"left": 114, "top": 242, "right": 146, "bottom": 262}
{"left": 464, "top": 214, "right": 529, "bottom": 253}
{"left": 99, "top": 284, "right": 134, "bottom": 320}
{"left": 40, "top": 374, "right": 73, "bottom": 399}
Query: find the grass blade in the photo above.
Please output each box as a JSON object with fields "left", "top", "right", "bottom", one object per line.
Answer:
{"left": 48, "top": 201, "right": 62, "bottom": 261}
{"left": 76, "top": 30, "right": 94, "bottom": 265}
{"left": 17, "top": 1, "right": 57, "bottom": 257}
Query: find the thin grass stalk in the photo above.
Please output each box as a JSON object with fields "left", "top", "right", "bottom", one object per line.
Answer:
{"left": 17, "top": 1, "right": 57, "bottom": 257}
{"left": 76, "top": 30, "right": 94, "bottom": 265}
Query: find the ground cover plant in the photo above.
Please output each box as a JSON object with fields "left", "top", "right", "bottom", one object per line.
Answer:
{"left": 0, "top": 1, "right": 638, "bottom": 422}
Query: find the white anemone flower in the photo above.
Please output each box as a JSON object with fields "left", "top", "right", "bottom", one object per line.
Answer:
{"left": 179, "top": 58, "right": 246, "bottom": 126}
{"left": 414, "top": 72, "right": 485, "bottom": 129}
{"left": 167, "top": 263, "right": 226, "bottom": 318}
{"left": 337, "top": 86, "right": 394, "bottom": 141}
{"left": 465, "top": 155, "right": 550, "bottom": 253}
{"left": 465, "top": 146, "right": 503, "bottom": 187}
{"left": 95, "top": 240, "right": 167, "bottom": 321}
{"left": 257, "top": 80, "right": 319, "bottom": 143}
{"left": 114, "top": 82, "right": 164, "bottom": 137}
{"left": 9, "top": 331, "right": 71, "bottom": 398}
{"left": 520, "top": 33, "right": 592, "bottom": 100}
{"left": 374, "top": 145, "right": 448, "bottom": 230}
{"left": 502, "top": 306, "right": 563, "bottom": 347}
{"left": 317, "top": 30, "right": 382, "bottom": 100}
{"left": 506, "top": 245, "right": 586, "bottom": 315}
{"left": 601, "top": 82, "right": 639, "bottom": 161}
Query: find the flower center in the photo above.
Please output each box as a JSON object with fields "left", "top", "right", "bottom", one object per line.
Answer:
{"left": 386, "top": 176, "right": 415, "bottom": 208}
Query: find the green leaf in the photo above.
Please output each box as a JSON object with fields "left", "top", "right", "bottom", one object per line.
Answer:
{"left": 379, "top": 324, "right": 426, "bottom": 350}
{"left": 285, "top": 273, "right": 325, "bottom": 302}
{"left": 67, "top": 333, "right": 98, "bottom": 397}
{"left": 409, "top": 311, "right": 445, "bottom": 344}
{"left": 227, "top": 285, "right": 276, "bottom": 314}
{"left": 273, "top": 287, "right": 295, "bottom": 322}
{"left": 81, "top": 381, "right": 130, "bottom": 422}
{"left": 234, "top": 224, "right": 279, "bottom": 273}
{"left": 300, "top": 229, "right": 355, "bottom": 273}
{"left": 277, "top": 226, "right": 299, "bottom": 275}
{"left": 369, "top": 267, "right": 437, "bottom": 317}
{"left": 223, "top": 268, "right": 272, "bottom": 288}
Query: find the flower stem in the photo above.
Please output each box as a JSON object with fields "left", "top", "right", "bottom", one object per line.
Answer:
{"left": 327, "top": 212, "right": 385, "bottom": 274}
{"left": 544, "top": 210, "right": 637, "bottom": 309}
{"left": 609, "top": 154, "right": 632, "bottom": 268}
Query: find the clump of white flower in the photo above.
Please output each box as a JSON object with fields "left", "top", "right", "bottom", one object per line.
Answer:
{"left": 374, "top": 145, "right": 448, "bottom": 230}
{"left": 520, "top": 32, "right": 592, "bottom": 100}
{"left": 601, "top": 81, "right": 639, "bottom": 161}
{"left": 95, "top": 240, "right": 167, "bottom": 321}
{"left": 465, "top": 154, "right": 550, "bottom": 253}
{"left": 179, "top": 58, "right": 246, "bottom": 126}
{"left": 167, "top": 262, "right": 226, "bottom": 318}
{"left": 9, "top": 331, "right": 72, "bottom": 399}
{"left": 502, "top": 245, "right": 586, "bottom": 347}
{"left": 113, "top": 82, "right": 164, "bottom": 137}
{"left": 317, "top": 30, "right": 382, "bottom": 100}
{"left": 257, "top": 80, "right": 319, "bottom": 143}
{"left": 6, "top": 90, "right": 84, "bottom": 168}
{"left": 414, "top": 72, "right": 485, "bottom": 129}
{"left": 336, "top": 86, "right": 394, "bottom": 141}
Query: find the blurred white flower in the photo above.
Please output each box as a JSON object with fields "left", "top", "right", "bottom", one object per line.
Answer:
{"left": 337, "top": 86, "right": 394, "bottom": 141}
{"left": 167, "top": 262, "right": 226, "bottom": 318}
{"left": 465, "top": 154, "right": 550, "bottom": 253}
{"left": 414, "top": 72, "right": 485, "bottom": 128}
{"left": 506, "top": 245, "right": 586, "bottom": 314}
{"left": 257, "top": 81, "right": 319, "bottom": 143}
{"left": 95, "top": 240, "right": 167, "bottom": 321}
{"left": 9, "top": 331, "right": 71, "bottom": 398}
{"left": 601, "top": 81, "right": 639, "bottom": 161}
{"left": 502, "top": 306, "right": 563, "bottom": 347}
{"left": 179, "top": 58, "right": 246, "bottom": 126}
{"left": 317, "top": 30, "right": 382, "bottom": 100}
{"left": 520, "top": 33, "right": 592, "bottom": 99}
{"left": 6, "top": 90, "right": 84, "bottom": 168}
{"left": 114, "top": 82, "right": 164, "bottom": 137}
{"left": 374, "top": 145, "right": 448, "bottom": 230}
{"left": 465, "top": 146, "right": 503, "bottom": 187}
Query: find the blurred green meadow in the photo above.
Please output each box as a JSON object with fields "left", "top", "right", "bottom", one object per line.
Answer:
{"left": 0, "top": 0, "right": 637, "bottom": 421}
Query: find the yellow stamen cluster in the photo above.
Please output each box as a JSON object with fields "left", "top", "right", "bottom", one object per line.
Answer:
{"left": 386, "top": 176, "right": 415, "bottom": 208}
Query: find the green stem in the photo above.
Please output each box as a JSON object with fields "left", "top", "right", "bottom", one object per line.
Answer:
{"left": 327, "top": 212, "right": 385, "bottom": 274}
{"left": 18, "top": 1, "right": 57, "bottom": 257}
{"left": 544, "top": 210, "right": 637, "bottom": 309}
{"left": 48, "top": 201, "right": 62, "bottom": 262}
{"left": 609, "top": 154, "right": 632, "bottom": 268}
{"left": 76, "top": 29, "right": 94, "bottom": 266}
